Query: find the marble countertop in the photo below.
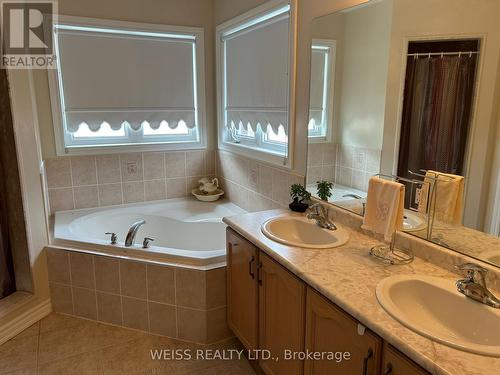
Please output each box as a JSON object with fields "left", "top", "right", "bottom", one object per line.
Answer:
{"left": 223, "top": 209, "right": 500, "bottom": 375}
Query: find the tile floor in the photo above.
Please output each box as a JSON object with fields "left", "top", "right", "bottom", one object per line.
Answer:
{"left": 0, "top": 313, "right": 256, "bottom": 374}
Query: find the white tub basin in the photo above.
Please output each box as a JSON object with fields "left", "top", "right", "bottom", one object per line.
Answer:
{"left": 261, "top": 216, "right": 349, "bottom": 249}
{"left": 376, "top": 275, "right": 500, "bottom": 356}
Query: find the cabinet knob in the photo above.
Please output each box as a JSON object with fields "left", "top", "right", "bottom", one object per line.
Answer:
{"left": 383, "top": 363, "right": 393, "bottom": 375}
{"left": 248, "top": 256, "right": 255, "bottom": 279}
{"left": 362, "top": 348, "right": 373, "bottom": 375}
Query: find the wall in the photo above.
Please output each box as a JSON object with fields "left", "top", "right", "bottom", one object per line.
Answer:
{"left": 35, "top": 0, "right": 216, "bottom": 158}
{"left": 338, "top": 0, "right": 392, "bottom": 150}
{"left": 380, "top": 0, "right": 500, "bottom": 230}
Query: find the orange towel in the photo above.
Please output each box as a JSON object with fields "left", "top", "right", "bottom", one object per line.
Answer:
{"left": 362, "top": 176, "right": 405, "bottom": 242}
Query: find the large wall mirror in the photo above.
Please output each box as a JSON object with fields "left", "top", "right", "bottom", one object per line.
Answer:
{"left": 305, "top": 0, "right": 500, "bottom": 267}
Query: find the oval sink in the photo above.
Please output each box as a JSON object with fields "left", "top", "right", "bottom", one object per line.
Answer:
{"left": 402, "top": 209, "right": 427, "bottom": 232}
{"left": 376, "top": 275, "right": 500, "bottom": 356}
{"left": 261, "top": 216, "right": 349, "bottom": 249}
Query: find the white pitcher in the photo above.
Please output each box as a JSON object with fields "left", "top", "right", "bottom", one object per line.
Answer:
{"left": 198, "top": 177, "right": 219, "bottom": 193}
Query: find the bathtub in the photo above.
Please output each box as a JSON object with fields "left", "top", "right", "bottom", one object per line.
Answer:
{"left": 52, "top": 198, "right": 245, "bottom": 269}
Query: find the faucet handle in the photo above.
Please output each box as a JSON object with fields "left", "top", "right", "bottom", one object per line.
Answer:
{"left": 456, "top": 263, "right": 488, "bottom": 283}
{"left": 142, "top": 237, "right": 154, "bottom": 249}
{"left": 105, "top": 232, "right": 117, "bottom": 245}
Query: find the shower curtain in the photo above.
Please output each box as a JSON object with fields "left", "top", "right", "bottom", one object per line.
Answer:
{"left": 397, "top": 53, "right": 477, "bottom": 177}
{"left": 0, "top": 69, "right": 16, "bottom": 299}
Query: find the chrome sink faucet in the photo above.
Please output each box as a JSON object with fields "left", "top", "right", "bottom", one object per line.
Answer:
{"left": 456, "top": 263, "right": 500, "bottom": 309}
{"left": 125, "top": 219, "right": 146, "bottom": 247}
{"left": 307, "top": 203, "right": 337, "bottom": 230}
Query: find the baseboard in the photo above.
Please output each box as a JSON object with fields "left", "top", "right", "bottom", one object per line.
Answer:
{"left": 0, "top": 298, "right": 52, "bottom": 345}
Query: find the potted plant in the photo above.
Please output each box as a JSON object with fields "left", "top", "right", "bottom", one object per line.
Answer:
{"left": 316, "top": 180, "right": 334, "bottom": 201}
{"left": 289, "top": 184, "right": 311, "bottom": 212}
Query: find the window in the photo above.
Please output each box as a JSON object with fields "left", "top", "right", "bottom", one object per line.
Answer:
{"left": 216, "top": 1, "right": 294, "bottom": 166}
{"left": 308, "top": 40, "right": 335, "bottom": 141}
{"left": 48, "top": 16, "right": 206, "bottom": 154}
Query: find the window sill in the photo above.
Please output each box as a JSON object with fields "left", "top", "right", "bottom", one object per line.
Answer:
{"left": 56, "top": 140, "right": 206, "bottom": 156}
{"left": 219, "top": 141, "right": 290, "bottom": 169}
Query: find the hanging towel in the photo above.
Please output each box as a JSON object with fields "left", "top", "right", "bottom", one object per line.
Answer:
{"left": 418, "top": 171, "right": 464, "bottom": 225}
{"left": 362, "top": 176, "right": 405, "bottom": 242}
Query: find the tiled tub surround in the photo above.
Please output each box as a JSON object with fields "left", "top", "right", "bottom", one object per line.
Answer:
{"left": 217, "top": 150, "right": 304, "bottom": 212}
{"left": 307, "top": 143, "right": 381, "bottom": 192}
{"left": 45, "top": 150, "right": 215, "bottom": 214}
{"left": 46, "top": 248, "right": 231, "bottom": 344}
{"left": 224, "top": 208, "right": 500, "bottom": 375}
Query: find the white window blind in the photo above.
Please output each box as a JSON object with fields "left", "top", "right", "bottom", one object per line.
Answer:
{"left": 49, "top": 18, "right": 205, "bottom": 153}
{"left": 222, "top": 5, "right": 290, "bottom": 137}
{"left": 308, "top": 41, "right": 334, "bottom": 139}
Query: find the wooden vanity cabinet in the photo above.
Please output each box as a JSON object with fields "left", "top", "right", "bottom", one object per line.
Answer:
{"left": 259, "top": 252, "right": 306, "bottom": 375}
{"left": 226, "top": 228, "right": 259, "bottom": 350}
{"left": 305, "top": 287, "right": 382, "bottom": 375}
{"left": 381, "top": 344, "right": 430, "bottom": 375}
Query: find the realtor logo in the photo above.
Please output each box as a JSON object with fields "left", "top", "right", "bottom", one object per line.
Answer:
{"left": 1, "top": 1, "right": 57, "bottom": 68}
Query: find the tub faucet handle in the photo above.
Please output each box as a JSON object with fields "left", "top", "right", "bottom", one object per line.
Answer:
{"left": 105, "top": 232, "right": 117, "bottom": 245}
{"left": 142, "top": 237, "right": 154, "bottom": 249}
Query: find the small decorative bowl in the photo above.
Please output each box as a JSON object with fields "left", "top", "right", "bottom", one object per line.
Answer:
{"left": 192, "top": 188, "right": 225, "bottom": 202}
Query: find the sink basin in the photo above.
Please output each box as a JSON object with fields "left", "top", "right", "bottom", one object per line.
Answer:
{"left": 376, "top": 275, "right": 500, "bottom": 356}
{"left": 402, "top": 209, "right": 427, "bottom": 232}
{"left": 261, "top": 216, "right": 349, "bottom": 248}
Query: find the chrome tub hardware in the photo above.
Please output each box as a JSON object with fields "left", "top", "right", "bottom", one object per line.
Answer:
{"left": 125, "top": 219, "right": 146, "bottom": 247}
{"left": 306, "top": 203, "right": 337, "bottom": 230}
{"left": 142, "top": 237, "right": 154, "bottom": 249}
{"left": 105, "top": 232, "right": 117, "bottom": 245}
{"left": 456, "top": 263, "right": 500, "bottom": 308}
{"left": 342, "top": 194, "right": 366, "bottom": 216}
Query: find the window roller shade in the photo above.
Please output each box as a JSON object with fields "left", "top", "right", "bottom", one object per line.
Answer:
{"left": 224, "top": 14, "right": 290, "bottom": 135}
{"left": 309, "top": 48, "right": 327, "bottom": 125}
{"left": 56, "top": 28, "right": 197, "bottom": 133}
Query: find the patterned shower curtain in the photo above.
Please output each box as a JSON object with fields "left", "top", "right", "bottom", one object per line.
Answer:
{"left": 397, "top": 53, "right": 477, "bottom": 178}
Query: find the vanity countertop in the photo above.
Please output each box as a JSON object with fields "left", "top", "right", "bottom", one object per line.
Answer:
{"left": 223, "top": 209, "right": 500, "bottom": 375}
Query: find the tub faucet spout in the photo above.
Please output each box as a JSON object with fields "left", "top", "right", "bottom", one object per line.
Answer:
{"left": 125, "top": 219, "right": 146, "bottom": 247}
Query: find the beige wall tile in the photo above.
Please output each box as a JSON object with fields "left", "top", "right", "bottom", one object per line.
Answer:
{"left": 205, "top": 150, "right": 215, "bottom": 174}
{"left": 366, "top": 149, "right": 381, "bottom": 173}
{"left": 337, "top": 167, "right": 352, "bottom": 187}
{"left": 46, "top": 249, "right": 70, "bottom": 284}
{"left": 207, "top": 307, "right": 232, "bottom": 343}
{"left": 186, "top": 151, "right": 205, "bottom": 177}
{"left": 72, "top": 287, "right": 97, "bottom": 320}
{"left": 148, "top": 302, "right": 176, "bottom": 337}
{"left": 49, "top": 283, "right": 73, "bottom": 314}
{"left": 98, "top": 183, "right": 123, "bottom": 207}
{"left": 352, "top": 148, "right": 367, "bottom": 171}
{"left": 71, "top": 156, "right": 97, "bottom": 186}
{"left": 97, "top": 292, "right": 122, "bottom": 326}
{"left": 177, "top": 307, "right": 206, "bottom": 343}
{"left": 321, "top": 165, "right": 335, "bottom": 182}
{"left": 166, "top": 178, "right": 187, "bottom": 198}
{"left": 206, "top": 268, "right": 226, "bottom": 309}
{"left": 247, "top": 161, "right": 259, "bottom": 191}
{"left": 94, "top": 256, "right": 120, "bottom": 294}
{"left": 272, "top": 169, "right": 289, "bottom": 206}
{"left": 48, "top": 188, "right": 74, "bottom": 213}
{"left": 74, "top": 185, "right": 99, "bottom": 209}
{"left": 120, "top": 153, "right": 143, "bottom": 182}
{"left": 258, "top": 165, "right": 273, "bottom": 199}
{"left": 145, "top": 180, "right": 166, "bottom": 201}
{"left": 307, "top": 166, "right": 321, "bottom": 185}
{"left": 175, "top": 269, "right": 206, "bottom": 309}
{"left": 70, "top": 252, "right": 95, "bottom": 289}
{"left": 165, "top": 152, "right": 186, "bottom": 178}
{"left": 120, "top": 260, "right": 147, "bottom": 299}
{"left": 147, "top": 264, "right": 175, "bottom": 304}
{"left": 308, "top": 144, "right": 323, "bottom": 166}
{"left": 122, "top": 181, "right": 145, "bottom": 203}
{"left": 122, "top": 297, "right": 148, "bottom": 331}
{"left": 143, "top": 152, "right": 165, "bottom": 180}
{"left": 323, "top": 144, "right": 337, "bottom": 165}
{"left": 96, "top": 154, "right": 121, "bottom": 184}
{"left": 45, "top": 158, "right": 72, "bottom": 188}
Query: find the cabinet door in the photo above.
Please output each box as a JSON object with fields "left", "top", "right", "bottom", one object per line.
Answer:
{"left": 305, "top": 287, "right": 382, "bottom": 375}
{"left": 259, "top": 252, "right": 306, "bottom": 375}
{"left": 226, "top": 228, "right": 259, "bottom": 350}
{"left": 381, "top": 344, "right": 429, "bottom": 375}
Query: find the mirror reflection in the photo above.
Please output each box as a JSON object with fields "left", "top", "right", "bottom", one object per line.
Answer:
{"left": 306, "top": 0, "right": 500, "bottom": 267}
